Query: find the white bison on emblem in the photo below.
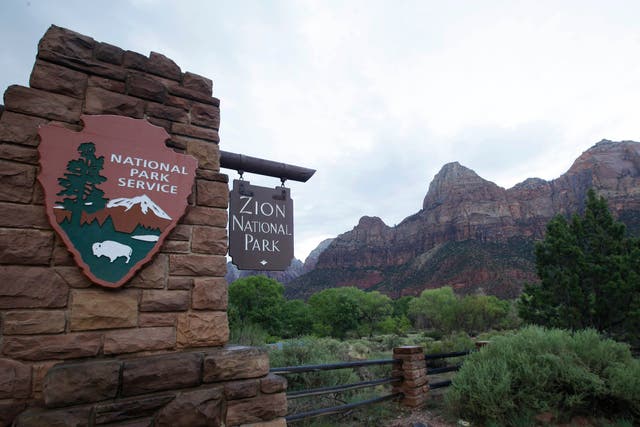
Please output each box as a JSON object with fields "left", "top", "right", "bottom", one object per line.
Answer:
{"left": 92, "top": 241, "right": 133, "bottom": 263}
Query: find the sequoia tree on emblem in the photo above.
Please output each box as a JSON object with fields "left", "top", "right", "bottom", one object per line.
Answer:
{"left": 38, "top": 115, "right": 198, "bottom": 288}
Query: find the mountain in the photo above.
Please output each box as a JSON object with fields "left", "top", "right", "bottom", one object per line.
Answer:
{"left": 285, "top": 140, "right": 640, "bottom": 299}
{"left": 225, "top": 258, "right": 305, "bottom": 284}
{"left": 107, "top": 194, "right": 172, "bottom": 220}
{"left": 54, "top": 194, "right": 172, "bottom": 234}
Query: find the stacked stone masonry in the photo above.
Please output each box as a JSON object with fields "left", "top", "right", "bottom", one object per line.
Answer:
{"left": 0, "top": 25, "right": 286, "bottom": 426}
{"left": 392, "top": 346, "right": 429, "bottom": 408}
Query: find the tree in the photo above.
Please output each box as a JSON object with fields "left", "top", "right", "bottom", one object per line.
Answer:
{"left": 408, "top": 286, "right": 458, "bottom": 332}
{"left": 57, "top": 142, "right": 108, "bottom": 223}
{"left": 280, "top": 299, "right": 314, "bottom": 338}
{"left": 308, "top": 287, "right": 364, "bottom": 339}
{"left": 357, "top": 291, "right": 393, "bottom": 337}
{"left": 228, "top": 276, "right": 286, "bottom": 336}
{"left": 519, "top": 190, "right": 640, "bottom": 344}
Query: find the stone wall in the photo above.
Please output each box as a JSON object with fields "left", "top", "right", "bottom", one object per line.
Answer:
{"left": 0, "top": 25, "right": 286, "bottom": 426}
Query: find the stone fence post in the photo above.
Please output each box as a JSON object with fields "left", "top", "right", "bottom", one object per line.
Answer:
{"left": 392, "top": 346, "right": 428, "bottom": 407}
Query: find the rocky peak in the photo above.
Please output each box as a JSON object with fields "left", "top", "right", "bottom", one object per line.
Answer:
{"left": 423, "top": 162, "right": 504, "bottom": 210}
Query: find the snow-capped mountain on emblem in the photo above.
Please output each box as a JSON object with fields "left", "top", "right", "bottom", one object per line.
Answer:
{"left": 108, "top": 194, "right": 172, "bottom": 220}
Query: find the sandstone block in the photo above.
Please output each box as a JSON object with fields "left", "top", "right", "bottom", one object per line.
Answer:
{"left": 13, "top": 406, "right": 91, "bottom": 427}
{"left": 169, "top": 254, "right": 227, "bottom": 276}
{"left": 0, "top": 203, "right": 48, "bottom": 230}
{"left": 2, "top": 332, "right": 102, "bottom": 360}
{"left": 403, "top": 375, "right": 429, "bottom": 388}
{"left": 123, "top": 50, "right": 149, "bottom": 71}
{"left": 38, "top": 48, "right": 128, "bottom": 82}
{"left": 128, "top": 253, "right": 167, "bottom": 289}
{"left": 400, "top": 360, "right": 426, "bottom": 371}
{"left": 38, "top": 25, "right": 94, "bottom": 59}
{"left": 261, "top": 374, "right": 287, "bottom": 394}
{"left": 0, "top": 159, "right": 36, "bottom": 203}
{"left": 84, "top": 86, "right": 145, "bottom": 118}
{"left": 0, "top": 266, "right": 68, "bottom": 308}
{"left": 161, "top": 240, "right": 190, "bottom": 253}
{"left": 191, "top": 225, "right": 228, "bottom": 255}
{"left": 165, "top": 94, "right": 192, "bottom": 110}
{"left": 0, "top": 143, "right": 39, "bottom": 164}
{"left": 225, "top": 392, "right": 287, "bottom": 426}
{"left": 185, "top": 138, "right": 220, "bottom": 170}
{"left": 43, "top": 359, "right": 121, "bottom": 407}
{"left": 140, "top": 289, "right": 190, "bottom": 312}
{"left": 148, "top": 52, "right": 182, "bottom": 81}
{"left": 127, "top": 72, "right": 167, "bottom": 102}
{"left": 155, "top": 386, "right": 223, "bottom": 427}
{"left": 177, "top": 311, "right": 228, "bottom": 348}
{"left": 393, "top": 346, "right": 423, "bottom": 354}
{"left": 0, "top": 228, "right": 53, "bottom": 265}
{"left": 182, "top": 72, "right": 213, "bottom": 95}
{"left": 146, "top": 102, "right": 188, "bottom": 123}
{"left": 0, "top": 402, "right": 27, "bottom": 427}
{"left": 52, "top": 241, "right": 75, "bottom": 265}
{"left": 183, "top": 206, "right": 227, "bottom": 227}
{"left": 138, "top": 312, "right": 178, "bottom": 327}
{"left": 0, "top": 111, "right": 48, "bottom": 146}
{"left": 169, "top": 84, "right": 220, "bottom": 106}
{"left": 196, "top": 169, "right": 228, "bottom": 183}
{"left": 3, "top": 310, "right": 66, "bottom": 335}
{"left": 224, "top": 379, "right": 259, "bottom": 400}
{"left": 55, "top": 266, "right": 92, "bottom": 288}
{"left": 94, "top": 394, "right": 174, "bottom": 424}
{"left": 172, "top": 122, "right": 219, "bottom": 142}
{"left": 0, "top": 358, "right": 32, "bottom": 398}
{"left": 191, "top": 103, "right": 220, "bottom": 129}
{"left": 167, "top": 224, "right": 191, "bottom": 241}
{"left": 104, "top": 326, "right": 176, "bottom": 355}
{"left": 69, "top": 289, "right": 138, "bottom": 331}
{"left": 393, "top": 352, "right": 425, "bottom": 362}
{"left": 203, "top": 346, "right": 268, "bottom": 382}
{"left": 4, "top": 85, "right": 81, "bottom": 122}
{"left": 88, "top": 75, "right": 126, "bottom": 93}
{"left": 95, "top": 42, "right": 125, "bottom": 64}
{"left": 121, "top": 352, "right": 202, "bottom": 396}
{"left": 196, "top": 180, "right": 228, "bottom": 208}
{"left": 146, "top": 116, "right": 172, "bottom": 132}
{"left": 167, "top": 276, "right": 193, "bottom": 290}
{"left": 32, "top": 361, "right": 57, "bottom": 393}
{"left": 192, "top": 277, "right": 227, "bottom": 310}
{"left": 30, "top": 59, "right": 88, "bottom": 98}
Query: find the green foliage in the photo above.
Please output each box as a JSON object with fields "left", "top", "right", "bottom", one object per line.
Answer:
{"left": 408, "top": 286, "right": 458, "bottom": 331}
{"left": 519, "top": 189, "right": 640, "bottom": 346}
{"left": 445, "top": 326, "right": 640, "bottom": 425}
{"left": 228, "top": 276, "right": 286, "bottom": 336}
{"left": 280, "top": 299, "right": 314, "bottom": 338}
{"left": 229, "top": 320, "right": 269, "bottom": 346}
{"left": 308, "top": 287, "right": 395, "bottom": 339}
{"left": 408, "top": 286, "right": 515, "bottom": 335}
{"left": 57, "top": 142, "right": 108, "bottom": 222}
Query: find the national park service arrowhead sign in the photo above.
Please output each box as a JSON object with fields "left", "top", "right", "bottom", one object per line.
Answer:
{"left": 38, "top": 115, "right": 198, "bottom": 288}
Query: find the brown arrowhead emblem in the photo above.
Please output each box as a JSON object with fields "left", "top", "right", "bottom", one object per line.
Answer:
{"left": 38, "top": 115, "right": 197, "bottom": 288}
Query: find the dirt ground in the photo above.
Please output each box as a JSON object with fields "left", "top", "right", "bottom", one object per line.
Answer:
{"left": 387, "top": 407, "right": 457, "bottom": 427}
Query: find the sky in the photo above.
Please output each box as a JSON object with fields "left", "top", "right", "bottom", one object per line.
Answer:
{"left": 2, "top": 0, "right": 640, "bottom": 261}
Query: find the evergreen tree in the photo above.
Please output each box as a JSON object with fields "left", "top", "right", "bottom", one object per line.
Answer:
{"left": 57, "top": 142, "right": 108, "bottom": 223}
{"left": 519, "top": 189, "right": 640, "bottom": 345}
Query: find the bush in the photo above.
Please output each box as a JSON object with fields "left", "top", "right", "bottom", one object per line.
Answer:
{"left": 446, "top": 326, "right": 640, "bottom": 425}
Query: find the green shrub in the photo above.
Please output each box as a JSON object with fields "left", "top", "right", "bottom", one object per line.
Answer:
{"left": 229, "top": 321, "right": 270, "bottom": 346}
{"left": 445, "top": 326, "right": 640, "bottom": 425}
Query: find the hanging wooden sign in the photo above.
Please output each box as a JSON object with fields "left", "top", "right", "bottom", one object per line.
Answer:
{"left": 228, "top": 179, "right": 294, "bottom": 270}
